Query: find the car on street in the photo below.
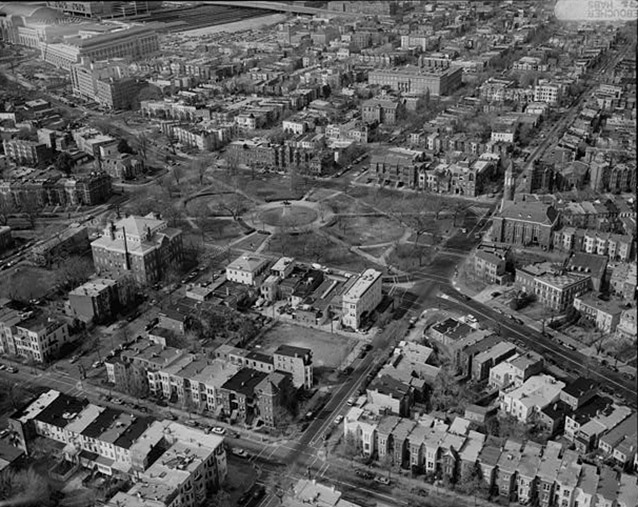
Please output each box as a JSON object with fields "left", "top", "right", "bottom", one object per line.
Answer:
{"left": 232, "top": 448, "right": 248, "bottom": 458}
{"left": 70, "top": 354, "right": 81, "bottom": 364}
{"left": 333, "top": 415, "right": 344, "bottom": 425}
{"left": 346, "top": 397, "right": 356, "bottom": 406}
{"left": 238, "top": 485, "right": 265, "bottom": 506}
{"left": 408, "top": 316, "right": 417, "bottom": 328}
{"left": 6, "top": 367, "right": 17, "bottom": 374}
{"left": 375, "top": 476, "right": 391, "bottom": 485}
{"left": 211, "top": 426, "right": 226, "bottom": 435}
{"left": 491, "top": 292, "right": 501, "bottom": 298}
{"left": 112, "top": 398, "right": 123, "bottom": 405}
{"left": 355, "top": 469, "right": 374, "bottom": 480}
{"left": 92, "top": 361, "right": 103, "bottom": 369}
{"left": 0, "top": 364, "right": 5, "bottom": 371}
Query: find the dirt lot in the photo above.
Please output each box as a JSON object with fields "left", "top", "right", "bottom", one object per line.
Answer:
{"left": 256, "top": 322, "right": 357, "bottom": 369}
{"left": 0, "top": 265, "right": 58, "bottom": 301}
{"left": 327, "top": 216, "right": 405, "bottom": 246}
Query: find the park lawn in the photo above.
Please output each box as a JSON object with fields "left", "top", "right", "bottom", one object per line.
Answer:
{"left": 306, "top": 188, "right": 338, "bottom": 202}
{"left": 358, "top": 245, "right": 390, "bottom": 259}
{"left": 231, "top": 232, "right": 270, "bottom": 252}
{"left": 327, "top": 216, "right": 405, "bottom": 246}
{"left": 324, "top": 193, "right": 378, "bottom": 215}
{"left": 257, "top": 322, "right": 357, "bottom": 369}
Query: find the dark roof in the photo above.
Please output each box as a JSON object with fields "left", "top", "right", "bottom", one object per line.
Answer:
{"left": 478, "top": 436, "right": 503, "bottom": 466}
{"left": 567, "top": 253, "right": 607, "bottom": 278}
{"left": 432, "top": 318, "right": 473, "bottom": 340}
{"left": 34, "top": 393, "right": 89, "bottom": 429}
{"left": 221, "top": 368, "right": 268, "bottom": 397}
{"left": 541, "top": 400, "right": 573, "bottom": 420}
{"left": 274, "top": 345, "right": 312, "bottom": 360}
{"left": 113, "top": 417, "right": 153, "bottom": 450}
{"left": 369, "top": 375, "right": 411, "bottom": 399}
{"left": 246, "top": 351, "right": 273, "bottom": 364}
{"left": 562, "top": 377, "right": 598, "bottom": 399}
{"left": 462, "top": 333, "right": 502, "bottom": 357}
{"left": 500, "top": 200, "right": 558, "bottom": 226}
{"left": 570, "top": 395, "right": 614, "bottom": 425}
{"left": 82, "top": 408, "right": 123, "bottom": 439}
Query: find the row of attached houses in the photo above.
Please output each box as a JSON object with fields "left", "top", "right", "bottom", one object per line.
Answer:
{"left": 344, "top": 407, "right": 637, "bottom": 506}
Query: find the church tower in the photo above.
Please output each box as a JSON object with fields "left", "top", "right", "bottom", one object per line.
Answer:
{"left": 501, "top": 161, "right": 515, "bottom": 211}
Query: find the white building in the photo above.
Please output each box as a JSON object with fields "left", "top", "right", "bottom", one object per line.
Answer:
{"left": 225, "top": 255, "right": 270, "bottom": 286}
{"left": 499, "top": 374, "right": 565, "bottom": 423}
{"left": 534, "top": 81, "right": 562, "bottom": 105}
{"left": 342, "top": 269, "right": 383, "bottom": 330}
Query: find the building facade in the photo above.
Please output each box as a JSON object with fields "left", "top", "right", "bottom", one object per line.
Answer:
{"left": 342, "top": 269, "right": 383, "bottom": 330}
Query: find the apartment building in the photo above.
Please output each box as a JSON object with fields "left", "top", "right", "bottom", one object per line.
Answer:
{"left": 488, "top": 351, "right": 544, "bottom": 390}
{"left": 537, "top": 441, "right": 563, "bottom": 507}
{"left": 273, "top": 345, "right": 313, "bottom": 390}
{"left": 499, "top": 374, "right": 565, "bottom": 423}
{"left": 91, "top": 214, "right": 183, "bottom": 285}
{"left": 361, "top": 98, "right": 402, "bottom": 125}
{"left": 371, "top": 147, "right": 428, "bottom": 188}
{"left": 573, "top": 294, "right": 624, "bottom": 333}
{"left": 368, "top": 66, "right": 462, "bottom": 96}
{"left": 2, "top": 139, "right": 50, "bottom": 167}
{"left": 226, "top": 255, "right": 270, "bottom": 287}
{"left": 534, "top": 81, "right": 562, "bottom": 105}
{"left": 598, "top": 413, "right": 637, "bottom": 468}
{"left": 71, "top": 60, "right": 143, "bottom": 110}
{"left": 341, "top": 269, "right": 383, "bottom": 330}
{"left": 67, "top": 277, "right": 120, "bottom": 323}
{"left": 515, "top": 262, "right": 592, "bottom": 311}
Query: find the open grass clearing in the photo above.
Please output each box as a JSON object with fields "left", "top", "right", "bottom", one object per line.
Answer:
{"left": 327, "top": 216, "right": 405, "bottom": 246}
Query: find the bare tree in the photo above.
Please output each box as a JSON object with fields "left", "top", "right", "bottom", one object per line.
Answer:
{"left": 135, "top": 132, "right": 150, "bottom": 160}
{"left": 20, "top": 194, "right": 42, "bottom": 229}
{"left": 173, "top": 164, "right": 184, "bottom": 185}
{"left": 55, "top": 256, "right": 95, "bottom": 288}
{"left": 217, "top": 193, "right": 247, "bottom": 221}
{"left": 0, "top": 195, "right": 15, "bottom": 226}
{"left": 191, "top": 157, "right": 208, "bottom": 186}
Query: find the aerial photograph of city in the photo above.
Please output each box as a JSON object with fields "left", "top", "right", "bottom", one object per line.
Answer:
{"left": 0, "top": 0, "right": 635, "bottom": 506}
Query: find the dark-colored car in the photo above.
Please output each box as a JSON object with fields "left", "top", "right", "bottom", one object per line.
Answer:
{"left": 238, "top": 485, "right": 266, "bottom": 506}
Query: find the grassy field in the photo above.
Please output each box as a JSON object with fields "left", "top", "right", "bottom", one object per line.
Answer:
{"left": 231, "top": 232, "right": 270, "bottom": 252}
{"left": 264, "top": 232, "right": 377, "bottom": 273}
{"left": 0, "top": 266, "right": 58, "bottom": 301}
{"left": 358, "top": 245, "right": 390, "bottom": 259}
{"left": 324, "top": 193, "right": 378, "bottom": 215}
{"left": 306, "top": 188, "right": 338, "bottom": 202}
{"left": 257, "top": 322, "right": 357, "bottom": 368}
{"left": 327, "top": 216, "right": 405, "bottom": 246}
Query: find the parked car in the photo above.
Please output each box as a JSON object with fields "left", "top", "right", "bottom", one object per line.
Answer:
{"left": 6, "top": 367, "right": 16, "bottom": 374}
{"left": 0, "top": 364, "right": 6, "bottom": 371}
{"left": 333, "top": 415, "right": 344, "bottom": 425}
{"left": 211, "top": 426, "right": 226, "bottom": 435}
{"left": 375, "top": 476, "right": 391, "bottom": 485}
{"left": 92, "top": 361, "right": 103, "bottom": 369}
{"left": 232, "top": 448, "right": 248, "bottom": 458}
{"left": 112, "top": 398, "right": 123, "bottom": 405}
{"left": 355, "top": 469, "right": 374, "bottom": 480}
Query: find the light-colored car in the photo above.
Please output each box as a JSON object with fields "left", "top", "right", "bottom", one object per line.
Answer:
{"left": 375, "top": 476, "right": 391, "bottom": 485}
{"left": 92, "top": 361, "right": 103, "bottom": 369}
{"left": 112, "top": 398, "right": 123, "bottom": 405}
{"left": 211, "top": 426, "right": 226, "bottom": 435}
{"left": 333, "top": 415, "right": 344, "bottom": 425}
{"left": 232, "top": 448, "right": 248, "bottom": 458}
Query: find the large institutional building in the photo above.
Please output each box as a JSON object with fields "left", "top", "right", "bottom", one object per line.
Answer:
{"left": 91, "top": 213, "right": 184, "bottom": 285}
{"left": 342, "top": 269, "right": 383, "bottom": 330}
{"left": 368, "top": 66, "right": 463, "bottom": 96}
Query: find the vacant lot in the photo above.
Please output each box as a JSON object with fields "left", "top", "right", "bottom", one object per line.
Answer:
{"left": 257, "top": 322, "right": 357, "bottom": 369}
{"left": 327, "top": 216, "right": 405, "bottom": 246}
{"left": 0, "top": 265, "right": 58, "bottom": 301}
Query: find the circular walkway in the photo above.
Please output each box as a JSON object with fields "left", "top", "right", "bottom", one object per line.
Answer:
{"left": 242, "top": 200, "right": 334, "bottom": 234}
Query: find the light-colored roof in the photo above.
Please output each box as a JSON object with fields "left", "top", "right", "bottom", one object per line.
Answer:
{"left": 227, "top": 254, "right": 269, "bottom": 273}
{"left": 503, "top": 374, "right": 565, "bottom": 410}
{"left": 342, "top": 269, "right": 382, "bottom": 301}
